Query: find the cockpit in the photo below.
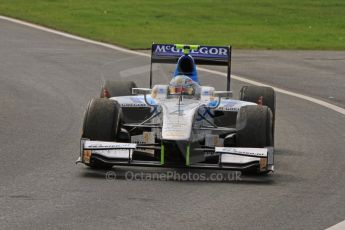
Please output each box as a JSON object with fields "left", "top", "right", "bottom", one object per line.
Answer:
{"left": 168, "top": 75, "right": 201, "bottom": 99}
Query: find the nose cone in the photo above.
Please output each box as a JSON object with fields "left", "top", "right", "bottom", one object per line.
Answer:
{"left": 161, "top": 100, "right": 200, "bottom": 141}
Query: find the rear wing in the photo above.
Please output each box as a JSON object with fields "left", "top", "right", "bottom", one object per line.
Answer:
{"left": 149, "top": 43, "right": 232, "bottom": 91}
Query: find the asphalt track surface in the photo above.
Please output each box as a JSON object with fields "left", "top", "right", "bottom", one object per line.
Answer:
{"left": 1, "top": 18, "right": 345, "bottom": 230}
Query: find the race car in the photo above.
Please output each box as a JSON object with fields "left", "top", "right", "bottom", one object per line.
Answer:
{"left": 76, "top": 44, "right": 276, "bottom": 174}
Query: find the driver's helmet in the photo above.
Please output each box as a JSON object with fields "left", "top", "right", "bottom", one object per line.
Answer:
{"left": 168, "top": 75, "right": 200, "bottom": 97}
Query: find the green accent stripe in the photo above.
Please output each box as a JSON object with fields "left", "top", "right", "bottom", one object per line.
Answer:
{"left": 174, "top": 44, "right": 200, "bottom": 55}
{"left": 186, "top": 145, "right": 190, "bottom": 166}
{"left": 160, "top": 144, "right": 165, "bottom": 165}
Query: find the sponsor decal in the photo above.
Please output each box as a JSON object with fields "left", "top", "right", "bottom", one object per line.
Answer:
{"left": 92, "top": 149, "right": 132, "bottom": 159}
{"left": 130, "top": 97, "right": 144, "bottom": 103}
{"left": 85, "top": 141, "right": 136, "bottom": 149}
{"left": 217, "top": 100, "right": 251, "bottom": 111}
{"left": 121, "top": 103, "right": 147, "bottom": 107}
{"left": 217, "top": 106, "right": 239, "bottom": 111}
{"left": 153, "top": 44, "right": 229, "bottom": 58}
{"left": 216, "top": 147, "right": 267, "bottom": 157}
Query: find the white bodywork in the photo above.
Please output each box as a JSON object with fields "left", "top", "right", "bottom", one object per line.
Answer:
{"left": 112, "top": 85, "right": 255, "bottom": 141}
{"left": 77, "top": 85, "right": 273, "bottom": 172}
{"left": 160, "top": 99, "right": 201, "bottom": 140}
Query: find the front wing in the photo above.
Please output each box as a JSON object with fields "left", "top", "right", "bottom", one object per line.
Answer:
{"left": 77, "top": 139, "right": 274, "bottom": 173}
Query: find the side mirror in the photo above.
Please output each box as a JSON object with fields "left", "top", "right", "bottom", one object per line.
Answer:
{"left": 132, "top": 88, "right": 152, "bottom": 95}
{"left": 207, "top": 91, "right": 232, "bottom": 109}
{"left": 214, "top": 91, "right": 233, "bottom": 98}
{"left": 132, "top": 88, "right": 155, "bottom": 106}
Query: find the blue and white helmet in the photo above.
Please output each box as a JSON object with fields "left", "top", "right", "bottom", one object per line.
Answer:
{"left": 168, "top": 75, "right": 200, "bottom": 97}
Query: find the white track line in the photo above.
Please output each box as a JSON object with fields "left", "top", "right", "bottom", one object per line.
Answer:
{"left": 1, "top": 15, "right": 344, "bottom": 116}
{"left": 325, "top": 219, "right": 345, "bottom": 230}
{"left": 199, "top": 67, "right": 345, "bottom": 115}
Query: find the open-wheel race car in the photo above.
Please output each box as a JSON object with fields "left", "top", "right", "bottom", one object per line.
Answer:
{"left": 76, "top": 44, "right": 276, "bottom": 174}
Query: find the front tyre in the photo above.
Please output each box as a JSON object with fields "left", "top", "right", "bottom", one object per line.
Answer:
{"left": 82, "top": 98, "right": 121, "bottom": 169}
{"left": 240, "top": 86, "right": 275, "bottom": 145}
{"left": 236, "top": 105, "right": 273, "bottom": 148}
{"left": 236, "top": 105, "right": 273, "bottom": 175}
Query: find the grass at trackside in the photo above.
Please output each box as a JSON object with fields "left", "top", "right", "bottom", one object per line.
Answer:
{"left": 0, "top": 0, "right": 344, "bottom": 50}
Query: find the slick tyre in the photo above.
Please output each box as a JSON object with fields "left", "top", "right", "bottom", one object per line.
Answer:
{"left": 236, "top": 105, "right": 273, "bottom": 175}
{"left": 100, "top": 80, "right": 137, "bottom": 98}
{"left": 100, "top": 80, "right": 151, "bottom": 124}
{"left": 82, "top": 98, "right": 121, "bottom": 169}
{"left": 240, "top": 86, "right": 275, "bottom": 145}
{"left": 236, "top": 105, "right": 273, "bottom": 148}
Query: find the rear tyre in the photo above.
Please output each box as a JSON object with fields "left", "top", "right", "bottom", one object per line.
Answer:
{"left": 100, "top": 80, "right": 137, "bottom": 98}
{"left": 82, "top": 98, "right": 121, "bottom": 169}
{"left": 100, "top": 79, "right": 151, "bottom": 124}
{"left": 240, "top": 86, "right": 275, "bottom": 145}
